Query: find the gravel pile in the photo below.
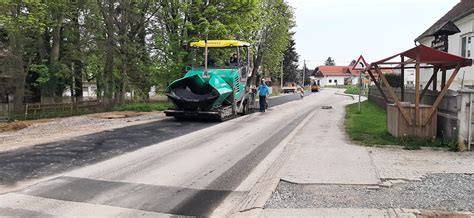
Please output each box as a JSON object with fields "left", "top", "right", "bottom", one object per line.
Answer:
{"left": 0, "top": 112, "right": 165, "bottom": 150}
{"left": 265, "top": 174, "right": 474, "bottom": 211}
{"left": 15, "top": 113, "right": 161, "bottom": 135}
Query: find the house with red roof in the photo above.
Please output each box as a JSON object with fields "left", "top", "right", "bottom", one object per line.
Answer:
{"left": 313, "top": 66, "right": 361, "bottom": 87}
{"left": 312, "top": 66, "right": 397, "bottom": 88}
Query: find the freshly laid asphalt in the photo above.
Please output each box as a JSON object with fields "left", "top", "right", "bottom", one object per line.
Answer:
{"left": 0, "top": 92, "right": 309, "bottom": 186}
{"left": 0, "top": 90, "right": 325, "bottom": 217}
{"left": 0, "top": 120, "right": 214, "bottom": 185}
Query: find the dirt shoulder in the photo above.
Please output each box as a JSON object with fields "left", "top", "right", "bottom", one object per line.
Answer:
{"left": 0, "top": 111, "right": 167, "bottom": 152}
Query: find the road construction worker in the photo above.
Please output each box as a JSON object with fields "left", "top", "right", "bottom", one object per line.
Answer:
{"left": 258, "top": 79, "right": 270, "bottom": 112}
{"left": 230, "top": 53, "right": 239, "bottom": 66}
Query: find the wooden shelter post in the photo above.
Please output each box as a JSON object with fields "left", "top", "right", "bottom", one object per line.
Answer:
{"left": 415, "top": 51, "right": 421, "bottom": 126}
{"left": 420, "top": 67, "right": 440, "bottom": 101}
{"left": 400, "top": 55, "right": 405, "bottom": 101}
{"left": 374, "top": 64, "right": 412, "bottom": 125}
{"left": 366, "top": 64, "right": 389, "bottom": 103}
{"left": 423, "top": 64, "right": 462, "bottom": 126}
{"left": 371, "top": 45, "right": 472, "bottom": 138}
{"left": 441, "top": 70, "right": 446, "bottom": 89}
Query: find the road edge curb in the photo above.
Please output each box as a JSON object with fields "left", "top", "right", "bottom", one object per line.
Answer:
{"left": 230, "top": 108, "right": 319, "bottom": 216}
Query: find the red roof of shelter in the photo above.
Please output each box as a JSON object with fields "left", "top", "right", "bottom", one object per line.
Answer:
{"left": 373, "top": 45, "right": 472, "bottom": 70}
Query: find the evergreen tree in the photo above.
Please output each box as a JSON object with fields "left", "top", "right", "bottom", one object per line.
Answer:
{"left": 325, "top": 57, "right": 336, "bottom": 66}
{"left": 282, "top": 32, "right": 299, "bottom": 84}
{"left": 349, "top": 59, "right": 356, "bottom": 66}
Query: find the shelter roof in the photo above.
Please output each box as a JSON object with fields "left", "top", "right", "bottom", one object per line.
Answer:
{"left": 373, "top": 45, "right": 472, "bottom": 70}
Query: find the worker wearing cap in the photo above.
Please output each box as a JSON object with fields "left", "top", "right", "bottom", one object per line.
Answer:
{"left": 258, "top": 79, "right": 269, "bottom": 112}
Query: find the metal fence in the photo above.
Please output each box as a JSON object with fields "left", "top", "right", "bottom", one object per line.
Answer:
{"left": 0, "top": 103, "right": 11, "bottom": 122}
{"left": 24, "top": 100, "right": 102, "bottom": 120}
{"left": 458, "top": 90, "right": 474, "bottom": 151}
{"left": 470, "top": 94, "right": 473, "bottom": 151}
{"left": 0, "top": 95, "right": 12, "bottom": 122}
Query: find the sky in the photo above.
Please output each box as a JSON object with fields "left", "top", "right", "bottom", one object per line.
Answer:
{"left": 286, "top": 0, "right": 460, "bottom": 69}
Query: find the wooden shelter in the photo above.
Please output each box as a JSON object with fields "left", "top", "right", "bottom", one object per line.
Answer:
{"left": 367, "top": 45, "right": 472, "bottom": 137}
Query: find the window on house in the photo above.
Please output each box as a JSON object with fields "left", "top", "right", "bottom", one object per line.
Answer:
{"left": 329, "top": 79, "right": 332, "bottom": 83}
{"left": 461, "top": 36, "right": 472, "bottom": 58}
{"left": 334, "top": 79, "right": 338, "bottom": 84}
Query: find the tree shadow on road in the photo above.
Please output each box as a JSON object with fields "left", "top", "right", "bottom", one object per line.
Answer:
{"left": 0, "top": 119, "right": 214, "bottom": 186}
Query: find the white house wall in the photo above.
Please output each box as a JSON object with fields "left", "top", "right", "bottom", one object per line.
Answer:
{"left": 419, "top": 13, "right": 474, "bottom": 91}
{"left": 318, "top": 76, "right": 356, "bottom": 87}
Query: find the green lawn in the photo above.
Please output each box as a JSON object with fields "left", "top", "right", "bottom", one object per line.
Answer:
{"left": 345, "top": 101, "right": 458, "bottom": 150}
{"left": 343, "top": 85, "right": 368, "bottom": 96}
{"left": 114, "top": 102, "right": 174, "bottom": 112}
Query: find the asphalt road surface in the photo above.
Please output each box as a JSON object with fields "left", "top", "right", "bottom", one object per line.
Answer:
{"left": 0, "top": 92, "right": 309, "bottom": 186}
{"left": 0, "top": 91, "right": 325, "bottom": 216}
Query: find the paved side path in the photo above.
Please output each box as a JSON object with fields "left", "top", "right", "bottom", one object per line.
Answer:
{"left": 279, "top": 95, "right": 380, "bottom": 185}
{"left": 239, "top": 90, "right": 474, "bottom": 217}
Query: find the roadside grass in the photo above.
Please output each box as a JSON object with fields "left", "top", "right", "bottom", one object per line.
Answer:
{"left": 114, "top": 102, "right": 174, "bottom": 112}
{"left": 343, "top": 85, "right": 368, "bottom": 96}
{"left": 345, "top": 101, "right": 458, "bottom": 150}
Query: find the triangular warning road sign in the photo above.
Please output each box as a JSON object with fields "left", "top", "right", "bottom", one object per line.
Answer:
{"left": 352, "top": 55, "right": 369, "bottom": 70}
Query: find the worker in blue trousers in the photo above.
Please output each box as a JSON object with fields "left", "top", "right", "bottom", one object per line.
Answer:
{"left": 258, "top": 79, "right": 270, "bottom": 112}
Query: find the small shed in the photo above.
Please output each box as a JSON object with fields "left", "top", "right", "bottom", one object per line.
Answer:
{"left": 367, "top": 45, "right": 472, "bottom": 138}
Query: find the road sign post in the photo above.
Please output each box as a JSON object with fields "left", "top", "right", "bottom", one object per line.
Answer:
{"left": 359, "top": 70, "right": 362, "bottom": 112}
{"left": 352, "top": 55, "right": 369, "bottom": 113}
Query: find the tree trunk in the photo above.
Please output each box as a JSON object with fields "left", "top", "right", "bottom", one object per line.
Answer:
{"left": 50, "top": 17, "right": 62, "bottom": 63}
{"left": 74, "top": 61, "right": 83, "bottom": 102}
{"left": 71, "top": 8, "right": 83, "bottom": 104}
{"left": 45, "top": 13, "right": 63, "bottom": 104}
{"left": 101, "top": 1, "right": 116, "bottom": 109}
{"left": 12, "top": 57, "right": 25, "bottom": 113}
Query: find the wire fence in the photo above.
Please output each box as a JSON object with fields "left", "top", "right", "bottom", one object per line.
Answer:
{"left": 23, "top": 100, "right": 103, "bottom": 120}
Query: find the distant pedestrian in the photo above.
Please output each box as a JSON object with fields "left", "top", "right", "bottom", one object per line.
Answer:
{"left": 258, "top": 79, "right": 270, "bottom": 112}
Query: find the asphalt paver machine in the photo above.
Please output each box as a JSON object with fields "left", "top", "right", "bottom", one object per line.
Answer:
{"left": 164, "top": 40, "right": 257, "bottom": 121}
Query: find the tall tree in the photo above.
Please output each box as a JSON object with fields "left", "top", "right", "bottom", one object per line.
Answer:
{"left": 282, "top": 32, "right": 299, "bottom": 84}
{"left": 349, "top": 59, "right": 356, "bottom": 66}
{"left": 0, "top": 1, "right": 48, "bottom": 109}
{"left": 252, "top": 0, "right": 294, "bottom": 83}
{"left": 295, "top": 65, "right": 310, "bottom": 86}
{"left": 1, "top": 0, "right": 296, "bottom": 109}
{"left": 325, "top": 57, "right": 336, "bottom": 66}
{"left": 151, "top": 0, "right": 262, "bottom": 88}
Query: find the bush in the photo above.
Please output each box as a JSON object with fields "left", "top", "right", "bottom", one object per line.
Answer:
{"left": 384, "top": 74, "right": 402, "bottom": 88}
{"left": 343, "top": 85, "right": 368, "bottom": 96}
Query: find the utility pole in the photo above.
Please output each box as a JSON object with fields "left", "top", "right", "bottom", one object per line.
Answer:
{"left": 358, "top": 70, "right": 363, "bottom": 113}
{"left": 302, "top": 59, "right": 306, "bottom": 87}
